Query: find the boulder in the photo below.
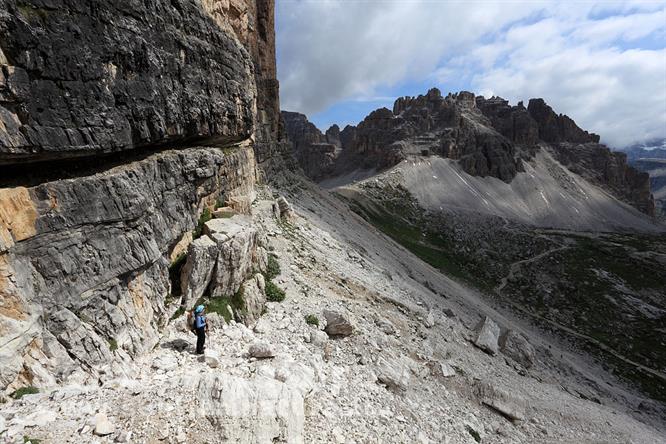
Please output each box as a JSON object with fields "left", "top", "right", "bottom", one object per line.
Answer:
{"left": 476, "top": 381, "right": 527, "bottom": 421}
{"left": 376, "top": 355, "right": 412, "bottom": 391}
{"left": 213, "top": 207, "right": 236, "bottom": 218}
{"left": 94, "top": 412, "right": 115, "bottom": 436}
{"left": 249, "top": 342, "right": 275, "bottom": 359}
{"left": 276, "top": 196, "right": 295, "bottom": 220}
{"left": 188, "top": 373, "right": 305, "bottom": 443}
{"left": 180, "top": 235, "right": 219, "bottom": 308}
{"left": 236, "top": 274, "right": 267, "bottom": 326}
{"left": 474, "top": 316, "right": 500, "bottom": 355}
{"left": 205, "top": 216, "right": 268, "bottom": 298}
{"left": 500, "top": 330, "right": 536, "bottom": 368}
{"left": 323, "top": 310, "right": 354, "bottom": 337}
{"left": 151, "top": 355, "right": 179, "bottom": 372}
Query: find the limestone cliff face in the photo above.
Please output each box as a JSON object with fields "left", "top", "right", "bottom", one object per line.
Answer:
{"left": 0, "top": 0, "right": 282, "bottom": 392}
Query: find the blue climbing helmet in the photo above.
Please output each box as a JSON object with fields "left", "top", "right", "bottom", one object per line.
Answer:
{"left": 195, "top": 305, "right": 204, "bottom": 314}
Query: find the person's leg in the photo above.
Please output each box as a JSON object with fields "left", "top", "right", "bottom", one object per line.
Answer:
{"left": 196, "top": 328, "right": 205, "bottom": 354}
{"left": 202, "top": 330, "right": 206, "bottom": 351}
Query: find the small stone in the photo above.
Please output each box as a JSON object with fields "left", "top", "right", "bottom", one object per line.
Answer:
{"left": 115, "top": 431, "right": 130, "bottom": 443}
{"left": 428, "top": 361, "right": 456, "bottom": 378}
{"left": 249, "top": 342, "right": 275, "bottom": 359}
{"left": 198, "top": 350, "right": 220, "bottom": 368}
{"left": 474, "top": 316, "right": 500, "bottom": 355}
{"left": 94, "top": 412, "right": 115, "bottom": 436}
{"left": 310, "top": 330, "right": 328, "bottom": 346}
{"left": 323, "top": 310, "right": 354, "bottom": 337}
{"left": 424, "top": 311, "right": 435, "bottom": 328}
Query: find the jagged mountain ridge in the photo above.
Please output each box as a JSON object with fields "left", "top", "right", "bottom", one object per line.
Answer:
{"left": 283, "top": 88, "right": 655, "bottom": 218}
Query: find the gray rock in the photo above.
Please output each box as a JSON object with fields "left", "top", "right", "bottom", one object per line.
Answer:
{"left": 427, "top": 361, "right": 456, "bottom": 378}
{"left": 309, "top": 330, "right": 329, "bottom": 347}
{"left": 0, "top": 0, "right": 255, "bottom": 164}
{"left": 376, "top": 355, "right": 412, "bottom": 392}
{"left": 0, "top": 146, "right": 258, "bottom": 391}
{"left": 236, "top": 274, "right": 267, "bottom": 326}
{"left": 500, "top": 330, "right": 536, "bottom": 368}
{"left": 474, "top": 316, "right": 501, "bottom": 355}
{"left": 249, "top": 342, "right": 275, "bottom": 359}
{"left": 206, "top": 216, "right": 267, "bottom": 299}
{"left": 94, "top": 412, "right": 115, "bottom": 436}
{"left": 476, "top": 381, "right": 527, "bottom": 421}
{"left": 424, "top": 311, "right": 436, "bottom": 328}
{"left": 323, "top": 310, "right": 354, "bottom": 337}
{"left": 186, "top": 373, "right": 305, "bottom": 442}
{"left": 376, "top": 318, "right": 397, "bottom": 335}
{"left": 198, "top": 351, "right": 220, "bottom": 369}
{"left": 180, "top": 236, "right": 219, "bottom": 308}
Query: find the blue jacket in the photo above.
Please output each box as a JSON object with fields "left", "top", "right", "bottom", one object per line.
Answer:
{"left": 195, "top": 314, "right": 206, "bottom": 329}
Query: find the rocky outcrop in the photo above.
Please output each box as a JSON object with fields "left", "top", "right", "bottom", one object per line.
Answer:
{"left": 0, "top": 146, "right": 258, "bottom": 392}
{"left": 527, "top": 99, "right": 600, "bottom": 144}
{"left": 282, "top": 111, "right": 340, "bottom": 180}
{"left": 287, "top": 88, "right": 655, "bottom": 216}
{"left": 551, "top": 143, "right": 655, "bottom": 216}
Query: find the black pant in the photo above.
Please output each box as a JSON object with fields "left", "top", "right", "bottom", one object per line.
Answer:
{"left": 196, "top": 327, "right": 206, "bottom": 354}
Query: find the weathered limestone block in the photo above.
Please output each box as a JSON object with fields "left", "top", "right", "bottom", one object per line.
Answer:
{"left": 323, "top": 309, "right": 354, "bottom": 337}
{"left": 188, "top": 374, "right": 305, "bottom": 443}
{"left": 180, "top": 235, "right": 219, "bottom": 308}
{"left": 206, "top": 215, "right": 267, "bottom": 298}
{"left": 474, "top": 316, "right": 500, "bottom": 355}
{"left": 47, "top": 309, "right": 113, "bottom": 367}
{"left": 236, "top": 273, "right": 266, "bottom": 326}
{"left": 476, "top": 380, "right": 527, "bottom": 421}
{"left": 376, "top": 354, "right": 412, "bottom": 392}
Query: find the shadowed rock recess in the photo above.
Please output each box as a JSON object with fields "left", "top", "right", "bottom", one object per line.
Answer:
{"left": 0, "top": 0, "right": 288, "bottom": 392}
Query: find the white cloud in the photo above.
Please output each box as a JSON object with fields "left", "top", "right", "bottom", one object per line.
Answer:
{"left": 277, "top": 1, "right": 666, "bottom": 147}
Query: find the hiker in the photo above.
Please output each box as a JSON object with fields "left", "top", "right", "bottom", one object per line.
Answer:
{"left": 192, "top": 305, "right": 208, "bottom": 354}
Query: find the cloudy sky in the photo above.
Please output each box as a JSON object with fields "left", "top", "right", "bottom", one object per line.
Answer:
{"left": 276, "top": 0, "right": 666, "bottom": 148}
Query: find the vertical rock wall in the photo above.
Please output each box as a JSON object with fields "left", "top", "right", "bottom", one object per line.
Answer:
{"left": 0, "top": 0, "right": 285, "bottom": 392}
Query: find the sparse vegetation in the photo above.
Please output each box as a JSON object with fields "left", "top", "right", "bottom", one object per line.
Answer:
{"left": 305, "top": 314, "right": 319, "bottom": 327}
{"left": 265, "top": 254, "right": 281, "bottom": 280}
{"left": 108, "top": 338, "right": 118, "bottom": 352}
{"left": 193, "top": 208, "right": 212, "bottom": 239}
{"left": 170, "top": 306, "right": 185, "bottom": 321}
{"left": 23, "top": 437, "right": 42, "bottom": 444}
{"left": 12, "top": 386, "right": 39, "bottom": 400}
{"left": 265, "top": 280, "right": 286, "bottom": 302}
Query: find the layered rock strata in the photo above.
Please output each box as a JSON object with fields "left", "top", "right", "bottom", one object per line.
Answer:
{"left": 0, "top": 146, "right": 258, "bottom": 391}
{"left": 0, "top": 0, "right": 285, "bottom": 392}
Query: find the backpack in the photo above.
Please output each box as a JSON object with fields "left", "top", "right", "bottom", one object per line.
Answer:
{"left": 186, "top": 310, "right": 196, "bottom": 332}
